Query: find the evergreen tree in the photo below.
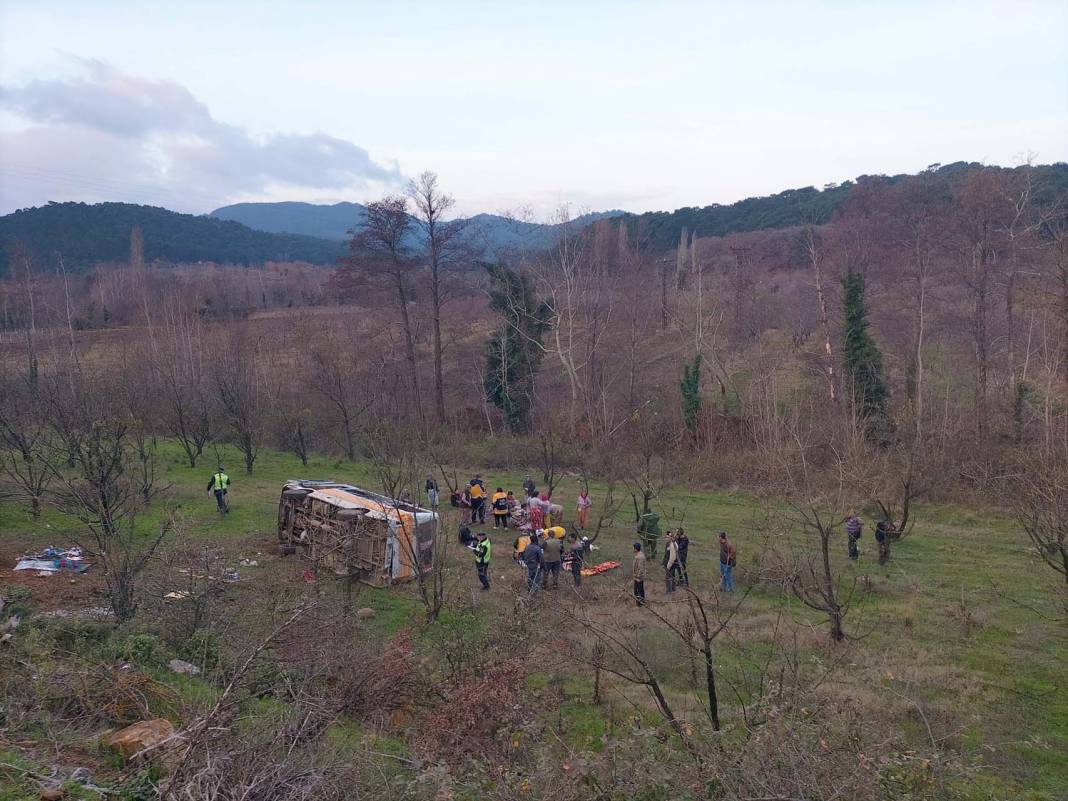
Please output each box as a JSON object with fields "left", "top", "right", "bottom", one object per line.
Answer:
{"left": 841, "top": 269, "right": 890, "bottom": 437}
{"left": 680, "top": 354, "right": 702, "bottom": 437}
{"left": 484, "top": 263, "right": 552, "bottom": 433}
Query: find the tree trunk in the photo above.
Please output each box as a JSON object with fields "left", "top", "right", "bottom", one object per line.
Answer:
{"left": 702, "top": 641, "right": 721, "bottom": 731}
{"left": 431, "top": 270, "right": 446, "bottom": 424}
{"left": 805, "top": 228, "right": 837, "bottom": 403}
{"left": 393, "top": 268, "right": 424, "bottom": 426}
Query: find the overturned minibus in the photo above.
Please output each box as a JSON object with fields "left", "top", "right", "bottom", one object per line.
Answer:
{"left": 277, "top": 480, "right": 437, "bottom": 586}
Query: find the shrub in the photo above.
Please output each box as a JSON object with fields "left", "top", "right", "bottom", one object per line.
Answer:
{"left": 120, "top": 633, "right": 171, "bottom": 669}
{"left": 34, "top": 618, "right": 112, "bottom": 656}
{"left": 178, "top": 629, "right": 221, "bottom": 671}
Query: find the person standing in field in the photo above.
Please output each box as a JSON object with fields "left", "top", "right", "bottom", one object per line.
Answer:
{"left": 875, "top": 519, "right": 891, "bottom": 565}
{"left": 662, "top": 531, "right": 680, "bottom": 593}
{"left": 523, "top": 475, "right": 537, "bottom": 499}
{"left": 491, "top": 487, "right": 510, "bottom": 528}
{"left": 541, "top": 531, "right": 563, "bottom": 588}
{"left": 565, "top": 533, "right": 588, "bottom": 587}
{"left": 718, "top": 532, "right": 736, "bottom": 592}
{"left": 632, "top": 542, "right": 646, "bottom": 606}
{"left": 425, "top": 474, "right": 439, "bottom": 508}
{"left": 675, "top": 527, "right": 690, "bottom": 586}
{"left": 576, "top": 488, "right": 592, "bottom": 530}
{"left": 523, "top": 532, "right": 544, "bottom": 595}
{"left": 846, "top": 512, "right": 863, "bottom": 561}
{"left": 474, "top": 531, "right": 492, "bottom": 591}
{"left": 469, "top": 480, "right": 486, "bottom": 524}
{"left": 206, "top": 466, "right": 230, "bottom": 514}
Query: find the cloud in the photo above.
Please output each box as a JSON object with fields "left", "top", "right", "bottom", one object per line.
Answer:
{"left": 0, "top": 58, "right": 402, "bottom": 213}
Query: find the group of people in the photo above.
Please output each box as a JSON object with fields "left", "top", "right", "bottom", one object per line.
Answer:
{"left": 445, "top": 473, "right": 749, "bottom": 604}
{"left": 438, "top": 473, "right": 594, "bottom": 536}
{"left": 460, "top": 521, "right": 590, "bottom": 594}
{"left": 630, "top": 530, "right": 736, "bottom": 605}
{"left": 516, "top": 527, "right": 591, "bottom": 592}
{"left": 845, "top": 512, "right": 896, "bottom": 565}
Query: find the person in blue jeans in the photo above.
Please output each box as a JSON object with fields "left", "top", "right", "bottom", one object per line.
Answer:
{"left": 719, "top": 531, "right": 736, "bottom": 592}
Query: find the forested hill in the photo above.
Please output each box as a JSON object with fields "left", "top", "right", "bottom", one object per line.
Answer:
{"left": 0, "top": 202, "right": 345, "bottom": 273}
{"left": 623, "top": 161, "right": 1068, "bottom": 251}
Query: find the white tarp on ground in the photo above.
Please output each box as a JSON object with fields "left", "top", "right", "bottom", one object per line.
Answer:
{"left": 14, "top": 558, "right": 88, "bottom": 573}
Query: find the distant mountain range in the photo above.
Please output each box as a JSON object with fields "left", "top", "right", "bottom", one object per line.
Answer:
{"left": 5, "top": 162, "right": 1065, "bottom": 274}
{"left": 211, "top": 201, "right": 625, "bottom": 254}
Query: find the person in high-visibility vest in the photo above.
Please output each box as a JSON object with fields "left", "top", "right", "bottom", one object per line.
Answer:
{"left": 491, "top": 488, "right": 509, "bottom": 529}
{"left": 544, "top": 525, "right": 566, "bottom": 540}
{"left": 468, "top": 481, "right": 486, "bottom": 524}
{"left": 474, "top": 532, "right": 492, "bottom": 591}
{"left": 205, "top": 467, "right": 230, "bottom": 513}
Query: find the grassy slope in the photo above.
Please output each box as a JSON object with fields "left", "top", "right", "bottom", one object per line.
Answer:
{"left": 1, "top": 440, "right": 1065, "bottom": 797}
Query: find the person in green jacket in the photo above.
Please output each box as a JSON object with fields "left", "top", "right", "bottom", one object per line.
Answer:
{"left": 206, "top": 467, "right": 230, "bottom": 513}
{"left": 474, "top": 532, "right": 492, "bottom": 591}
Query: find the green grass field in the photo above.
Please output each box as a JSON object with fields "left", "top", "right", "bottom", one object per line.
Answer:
{"left": 1, "top": 439, "right": 1065, "bottom": 799}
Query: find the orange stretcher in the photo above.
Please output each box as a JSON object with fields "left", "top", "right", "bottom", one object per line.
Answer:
{"left": 580, "top": 560, "right": 621, "bottom": 577}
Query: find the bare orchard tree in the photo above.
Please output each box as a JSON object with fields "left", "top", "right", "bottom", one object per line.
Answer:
{"left": 147, "top": 292, "right": 214, "bottom": 468}
{"left": 367, "top": 424, "right": 452, "bottom": 622}
{"left": 555, "top": 599, "right": 701, "bottom": 761}
{"left": 308, "top": 342, "right": 375, "bottom": 462}
{"left": 212, "top": 328, "right": 267, "bottom": 474}
{"left": 776, "top": 435, "right": 859, "bottom": 643}
{"left": 42, "top": 369, "right": 178, "bottom": 622}
{"left": 408, "top": 171, "right": 468, "bottom": 423}
{"left": 0, "top": 370, "right": 52, "bottom": 518}
{"left": 1010, "top": 456, "right": 1068, "bottom": 586}
{"left": 620, "top": 407, "right": 671, "bottom": 558}
{"left": 639, "top": 585, "right": 751, "bottom": 731}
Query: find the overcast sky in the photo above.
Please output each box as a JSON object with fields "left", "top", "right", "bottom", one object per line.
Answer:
{"left": 1, "top": 0, "right": 1065, "bottom": 218}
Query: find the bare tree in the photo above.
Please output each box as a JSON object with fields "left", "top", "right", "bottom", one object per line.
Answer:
{"left": 802, "top": 226, "right": 838, "bottom": 404}
{"left": 43, "top": 369, "right": 177, "bottom": 621}
{"left": 368, "top": 426, "right": 451, "bottom": 622}
{"left": 151, "top": 299, "right": 213, "bottom": 468}
{"left": 345, "top": 196, "right": 424, "bottom": 426}
{"left": 212, "top": 329, "right": 267, "bottom": 474}
{"left": 409, "top": 171, "right": 467, "bottom": 423}
{"left": 1011, "top": 457, "right": 1068, "bottom": 585}
{"left": 0, "top": 371, "right": 52, "bottom": 518}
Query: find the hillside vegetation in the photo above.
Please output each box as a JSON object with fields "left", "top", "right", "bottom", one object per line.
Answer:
{"left": 0, "top": 202, "right": 345, "bottom": 273}
{"left": 0, "top": 160, "right": 1066, "bottom": 800}
{"left": 620, "top": 161, "right": 1068, "bottom": 251}
{"left": 0, "top": 440, "right": 1064, "bottom": 799}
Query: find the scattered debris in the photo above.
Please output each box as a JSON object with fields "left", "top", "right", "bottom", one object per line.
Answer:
{"left": 163, "top": 591, "right": 190, "bottom": 603}
{"left": 41, "top": 607, "right": 111, "bottom": 620}
{"left": 69, "top": 767, "right": 92, "bottom": 785}
{"left": 1, "top": 613, "right": 20, "bottom": 643}
{"left": 302, "top": 569, "right": 316, "bottom": 583}
{"left": 239, "top": 558, "right": 259, "bottom": 567}
{"left": 223, "top": 568, "right": 240, "bottom": 582}
{"left": 39, "top": 784, "right": 65, "bottom": 801}
{"left": 103, "top": 718, "right": 175, "bottom": 759}
{"left": 168, "top": 658, "right": 201, "bottom": 676}
{"left": 15, "top": 546, "right": 89, "bottom": 575}
{"left": 356, "top": 607, "right": 375, "bottom": 620}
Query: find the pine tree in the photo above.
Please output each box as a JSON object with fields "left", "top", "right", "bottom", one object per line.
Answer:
{"left": 680, "top": 354, "right": 702, "bottom": 437}
{"left": 841, "top": 269, "right": 890, "bottom": 437}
